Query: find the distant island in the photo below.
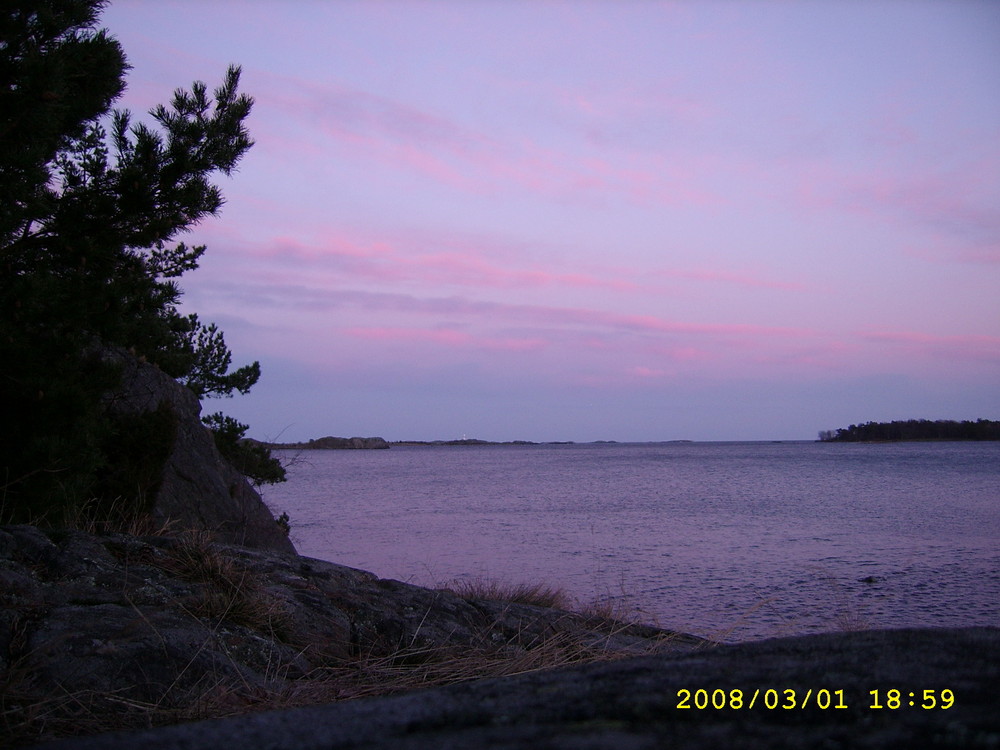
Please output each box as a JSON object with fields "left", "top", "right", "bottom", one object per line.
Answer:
{"left": 264, "top": 437, "right": 632, "bottom": 450}
{"left": 818, "top": 419, "right": 1000, "bottom": 442}
{"left": 263, "top": 436, "right": 551, "bottom": 450}
{"left": 265, "top": 436, "right": 391, "bottom": 450}
{"left": 393, "top": 438, "right": 543, "bottom": 446}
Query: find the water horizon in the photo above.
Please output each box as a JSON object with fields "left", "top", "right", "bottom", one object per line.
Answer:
{"left": 262, "top": 441, "right": 1000, "bottom": 641}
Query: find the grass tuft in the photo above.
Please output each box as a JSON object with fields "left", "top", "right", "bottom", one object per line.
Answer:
{"left": 159, "top": 531, "right": 291, "bottom": 637}
{"left": 0, "top": 539, "right": 686, "bottom": 745}
{"left": 441, "top": 577, "right": 572, "bottom": 610}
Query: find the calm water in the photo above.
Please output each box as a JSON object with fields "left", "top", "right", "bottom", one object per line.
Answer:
{"left": 262, "top": 441, "right": 1000, "bottom": 641}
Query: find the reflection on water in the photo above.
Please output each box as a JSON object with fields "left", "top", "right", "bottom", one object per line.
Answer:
{"left": 262, "top": 441, "right": 1000, "bottom": 641}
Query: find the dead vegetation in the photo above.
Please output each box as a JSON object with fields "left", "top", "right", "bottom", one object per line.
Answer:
{"left": 440, "top": 576, "right": 572, "bottom": 610}
{"left": 159, "top": 530, "right": 293, "bottom": 637}
{"left": 0, "top": 524, "right": 689, "bottom": 747}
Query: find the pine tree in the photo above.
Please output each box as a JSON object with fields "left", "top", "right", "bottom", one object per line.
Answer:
{"left": 1, "top": 1, "right": 283, "bottom": 523}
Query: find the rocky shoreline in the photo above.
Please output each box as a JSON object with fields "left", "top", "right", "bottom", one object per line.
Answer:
{"left": 0, "top": 524, "right": 699, "bottom": 747}
{"left": 44, "top": 628, "right": 1000, "bottom": 750}
{"left": 3, "top": 525, "right": 997, "bottom": 749}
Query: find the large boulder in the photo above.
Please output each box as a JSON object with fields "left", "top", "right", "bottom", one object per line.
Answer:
{"left": 104, "top": 350, "right": 294, "bottom": 554}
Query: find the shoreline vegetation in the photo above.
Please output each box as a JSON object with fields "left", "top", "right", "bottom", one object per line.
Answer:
{"left": 0, "top": 522, "right": 701, "bottom": 746}
{"left": 818, "top": 418, "right": 1000, "bottom": 443}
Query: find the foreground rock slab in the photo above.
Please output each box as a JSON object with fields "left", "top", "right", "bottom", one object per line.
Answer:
{"left": 1, "top": 525, "right": 696, "bottom": 746}
{"left": 40, "top": 627, "right": 999, "bottom": 749}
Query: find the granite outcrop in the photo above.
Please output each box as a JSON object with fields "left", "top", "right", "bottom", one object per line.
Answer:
{"left": 0, "top": 525, "right": 697, "bottom": 747}
{"left": 103, "top": 350, "right": 294, "bottom": 554}
{"left": 45, "top": 627, "right": 1000, "bottom": 749}
{"left": 4, "top": 525, "right": 996, "bottom": 748}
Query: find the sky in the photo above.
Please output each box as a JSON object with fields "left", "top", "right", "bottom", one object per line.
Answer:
{"left": 99, "top": 0, "right": 1000, "bottom": 443}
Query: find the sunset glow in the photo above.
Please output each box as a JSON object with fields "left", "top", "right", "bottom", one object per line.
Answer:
{"left": 102, "top": 1, "right": 999, "bottom": 441}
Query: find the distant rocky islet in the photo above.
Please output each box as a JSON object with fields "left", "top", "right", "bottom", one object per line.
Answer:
{"left": 264, "top": 436, "right": 618, "bottom": 449}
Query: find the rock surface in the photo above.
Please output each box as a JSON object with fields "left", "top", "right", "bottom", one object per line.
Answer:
{"left": 5, "top": 525, "right": 997, "bottom": 749}
{"left": 105, "top": 351, "right": 294, "bottom": 553}
{"left": 38, "top": 627, "right": 1000, "bottom": 750}
{"left": 0, "top": 525, "right": 696, "bottom": 747}
{"left": 4, "top": 525, "right": 997, "bottom": 748}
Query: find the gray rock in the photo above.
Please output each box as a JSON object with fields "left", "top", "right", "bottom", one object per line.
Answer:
{"left": 7, "top": 526, "right": 997, "bottom": 749}
{"left": 36, "top": 627, "right": 1000, "bottom": 749}
{"left": 104, "top": 350, "right": 294, "bottom": 553}
{"left": 1, "top": 526, "right": 695, "bottom": 747}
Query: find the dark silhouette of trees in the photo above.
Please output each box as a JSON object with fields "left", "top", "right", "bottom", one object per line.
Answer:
{"left": 818, "top": 419, "right": 1000, "bottom": 442}
{"left": 1, "top": 1, "right": 282, "bottom": 523}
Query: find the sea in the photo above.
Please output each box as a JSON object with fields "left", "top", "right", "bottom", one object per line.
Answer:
{"left": 260, "top": 441, "right": 1000, "bottom": 642}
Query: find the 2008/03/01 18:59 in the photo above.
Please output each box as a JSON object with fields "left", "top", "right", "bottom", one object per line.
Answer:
{"left": 675, "top": 688, "right": 955, "bottom": 710}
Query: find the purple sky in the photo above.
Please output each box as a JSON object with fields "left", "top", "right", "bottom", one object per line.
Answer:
{"left": 101, "top": 1, "right": 999, "bottom": 442}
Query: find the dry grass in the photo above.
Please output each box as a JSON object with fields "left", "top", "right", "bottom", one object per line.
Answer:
{"left": 0, "top": 537, "right": 672, "bottom": 745}
{"left": 441, "top": 576, "right": 572, "bottom": 610}
{"left": 0, "top": 649, "right": 280, "bottom": 746}
{"left": 701, "top": 597, "right": 781, "bottom": 643}
{"left": 6, "top": 494, "right": 175, "bottom": 539}
{"left": 442, "top": 575, "right": 656, "bottom": 632}
{"left": 158, "top": 530, "right": 292, "bottom": 637}
{"left": 0, "top": 532, "right": 295, "bottom": 746}
{"left": 0, "top": 595, "right": 638, "bottom": 746}
{"left": 816, "top": 570, "right": 873, "bottom": 633}
{"left": 315, "top": 630, "right": 622, "bottom": 702}
{"left": 576, "top": 594, "right": 644, "bottom": 626}
{"left": 2, "top": 553, "right": 657, "bottom": 745}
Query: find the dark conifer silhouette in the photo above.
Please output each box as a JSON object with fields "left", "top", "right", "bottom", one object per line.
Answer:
{"left": 1, "top": 1, "right": 282, "bottom": 522}
{"left": 819, "top": 419, "right": 1000, "bottom": 442}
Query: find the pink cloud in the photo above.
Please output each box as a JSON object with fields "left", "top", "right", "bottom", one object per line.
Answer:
{"left": 790, "top": 146, "right": 1000, "bottom": 265}
{"left": 199, "top": 272, "right": 999, "bottom": 389}
{"left": 255, "top": 72, "right": 723, "bottom": 208}
{"left": 197, "top": 271, "right": 819, "bottom": 347}
{"left": 342, "top": 326, "right": 548, "bottom": 353}
{"left": 229, "top": 232, "right": 638, "bottom": 293}
{"left": 189, "top": 228, "right": 996, "bottom": 384}
{"left": 858, "top": 330, "right": 1000, "bottom": 362}
{"left": 651, "top": 267, "right": 806, "bottom": 292}
{"left": 400, "top": 251, "right": 641, "bottom": 292}
{"left": 199, "top": 219, "right": 806, "bottom": 299}
{"left": 630, "top": 366, "right": 668, "bottom": 378}
{"left": 345, "top": 327, "right": 472, "bottom": 347}
{"left": 236, "top": 287, "right": 830, "bottom": 381}
{"left": 595, "top": 311, "right": 815, "bottom": 340}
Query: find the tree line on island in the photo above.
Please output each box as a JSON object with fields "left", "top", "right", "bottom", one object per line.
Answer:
{"left": 818, "top": 419, "right": 1000, "bottom": 442}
